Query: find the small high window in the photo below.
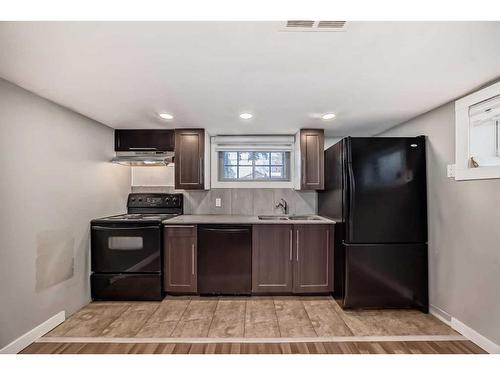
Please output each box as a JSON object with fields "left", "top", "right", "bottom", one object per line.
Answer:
{"left": 210, "top": 135, "right": 295, "bottom": 188}
{"left": 455, "top": 81, "right": 500, "bottom": 180}
{"left": 468, "top": 95, "right": 500, "bottom": 167}
{"left": 218, "top": 151, "right": 290, "bottom": 181}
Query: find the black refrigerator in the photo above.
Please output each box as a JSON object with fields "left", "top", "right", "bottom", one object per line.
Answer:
{"left": 318, "top": 137, "right": 428, "bottom": 312}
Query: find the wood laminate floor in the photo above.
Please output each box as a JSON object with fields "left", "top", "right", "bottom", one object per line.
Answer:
{"left": 21, "top": 340, "right": 485, "bottom": 354}
{"left": 44, "top": 296, "right": 458, "bottom": 338}
{"left": 21, "top": 296, "right": 484, "bottom": 354}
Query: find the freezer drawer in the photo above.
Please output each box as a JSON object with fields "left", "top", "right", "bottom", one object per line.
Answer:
{"left": 343, "top": 243, "right": 428, "bottom": 311}
{"left": 91, "top": 273, "right": 162, "bottom": 301}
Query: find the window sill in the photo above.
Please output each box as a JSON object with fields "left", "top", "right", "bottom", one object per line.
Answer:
{"left": 455, "top": 166, "right": 500, "bottom": 181}
{"left": 210, "top": 180, "right": 295, "bottom": 189}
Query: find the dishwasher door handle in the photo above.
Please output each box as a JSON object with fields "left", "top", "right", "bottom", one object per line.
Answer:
{"left": 199, "top": 228, "right": 250, "bottom": 233}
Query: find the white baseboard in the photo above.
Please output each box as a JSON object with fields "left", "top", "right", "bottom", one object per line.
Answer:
{"left": 429, "top": 305, "right": 500, "bottom": 354}
{"left": 451, "top": 317, "right": 500, "bottom": 354}
{"left": 429, "top": 304, "right": 452, "bottom": 325}
{"left": 0, "top": 311, "right": 65, "bottom": 354}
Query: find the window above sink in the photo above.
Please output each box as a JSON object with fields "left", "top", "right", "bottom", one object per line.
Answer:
{"left": 211, "top": 135, "right": 296, "bottom": 188}
{"left": 219, "top": 151, "right": 291, "bottom": 182}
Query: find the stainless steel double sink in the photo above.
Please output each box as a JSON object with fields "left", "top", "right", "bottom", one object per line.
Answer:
{"left": 257, "top": 215, "right": 322, "bottom": 221}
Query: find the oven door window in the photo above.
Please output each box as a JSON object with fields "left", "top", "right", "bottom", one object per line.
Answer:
{"left": 108, "top": 236, "right": 144, "bottom": 250}
{"left": 91, "top": 226, "right": 160, "bottom": 273}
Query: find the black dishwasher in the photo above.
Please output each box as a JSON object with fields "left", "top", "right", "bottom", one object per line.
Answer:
{"left": 198, "top": 225, "right": 252, "bottom": 295}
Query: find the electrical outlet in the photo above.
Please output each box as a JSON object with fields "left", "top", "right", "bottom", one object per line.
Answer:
{"left": 215, "top": 198, "right": 222, "bottom": 207}
{"left": 447, "top": 164, "right": 456, "bottom": 178}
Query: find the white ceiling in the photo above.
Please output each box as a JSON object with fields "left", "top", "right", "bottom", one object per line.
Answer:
{"left": 1, "top": 21, "right": 499, "bottom": 136}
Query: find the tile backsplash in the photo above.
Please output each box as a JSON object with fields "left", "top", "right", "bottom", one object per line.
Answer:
{"left": 131, "top": 186, "right": 317, "bottom": 215}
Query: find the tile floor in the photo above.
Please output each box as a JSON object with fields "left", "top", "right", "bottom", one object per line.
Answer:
{"left": 45, "top": 296, "right": 457, "bottom": 339}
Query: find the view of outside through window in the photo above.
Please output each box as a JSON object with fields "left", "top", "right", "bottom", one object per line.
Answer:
{"left": 219, "top": 151, "right": 289, "bottom": 181}
{"left": 469, "top": 95, "right": 500, "bottom": 167}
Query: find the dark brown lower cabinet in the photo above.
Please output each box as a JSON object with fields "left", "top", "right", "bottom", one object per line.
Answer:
{"left": 252, "top": 225, "right": 293, "bottom": 293}
{"left": 164, "top": 225, "right": 197, "bottom": 293}
{"left": 252, "top": 224, "right": 334, "bottom": 295}
{"left": 293, "top": 224, "right": 334, "bottom": 293}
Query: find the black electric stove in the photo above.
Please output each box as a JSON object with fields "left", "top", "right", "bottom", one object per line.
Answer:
{"left": 90, "top": 193, "right": 183, "bottom": 301}
{"left": 92, "top": 213, "right": 177, "bottom": 223}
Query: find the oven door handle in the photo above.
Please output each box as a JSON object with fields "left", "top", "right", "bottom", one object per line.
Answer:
{"left": 92, "top": 226, "right": 159, "bottom": 231}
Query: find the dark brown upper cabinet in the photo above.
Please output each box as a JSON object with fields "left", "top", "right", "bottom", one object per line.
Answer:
{"left": 293, "top": 224, "right": 333, "bottom": 293}
{"left": 299, "top": 129, "right": 324, "bottom": 190}
{"left": 175, "top": 129, "right": 205, "bottom": 190}
{"left": 164, "top": 225, "right": 197, "bottom": 294}
{"left": 115, "top": 129, "right": 174, "bottom": 152}
{"left": 252, "top": 224, "right": 293, "bottom": 293}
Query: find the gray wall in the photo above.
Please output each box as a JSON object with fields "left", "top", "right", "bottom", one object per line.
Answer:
{"left": 132, "top": 187, "right": 317, "bottom": 216}
{"left": 380, "top": 102, "right": 500, "bottom": 345}
{"left": 0, "top": 79, "right": 131, "bottom": 348}
{"left": 324, "top": 137, "right": 343, "bottom": 149}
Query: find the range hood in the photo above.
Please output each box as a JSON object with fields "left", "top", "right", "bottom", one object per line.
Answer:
{"left": 111, "top": 151, "right": 175, "bottom": 166}
{"left": 111, "top": 129, "right": 175, "bottom": 166}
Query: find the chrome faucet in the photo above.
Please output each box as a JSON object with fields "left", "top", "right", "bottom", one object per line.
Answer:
{"left": 275, "top": 198, "right": 288, "bottom": 215}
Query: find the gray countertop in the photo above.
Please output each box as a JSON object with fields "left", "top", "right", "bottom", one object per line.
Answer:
{"left": 162, "top": 215, "right": 335, "bottom": 225}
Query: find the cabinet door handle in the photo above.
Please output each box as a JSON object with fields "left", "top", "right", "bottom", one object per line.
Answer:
{"left": 289, "top": 229, "right": 293, "bottom": 261}
{"left": 191, "top": 243, "right": 195, "bottom": 275}
{"left": 302, "top": 157, "right": 306, "bottom": 184}
{"left": 296, "top": 230, "right": 299, "bottom": 262}
{"left": 199, "top": 158, "right": 203, "bottom": 184}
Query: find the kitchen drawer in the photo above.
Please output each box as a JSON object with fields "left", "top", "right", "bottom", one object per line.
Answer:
{"left": 91, "top": 273, "right": 162, "bottom": 301}
{"left": 164, "top": 225, "right": 197, "bottom": 237}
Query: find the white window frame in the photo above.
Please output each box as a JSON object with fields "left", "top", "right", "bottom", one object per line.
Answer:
{"left": 455, "top": 81, "right": 500, "bottom": 180}
{"left": 210, "top": 135, "right": 296, "bottom": 188}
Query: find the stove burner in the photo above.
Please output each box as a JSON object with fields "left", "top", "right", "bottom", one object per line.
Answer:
{"left": 91, "top": 193, "right": 183, "bottom": 224}
{"left": 111, "top": 214, "right": 142, "bottom": 219}
{"left": 100, "top": 213, "right": 174, "bottom": 221}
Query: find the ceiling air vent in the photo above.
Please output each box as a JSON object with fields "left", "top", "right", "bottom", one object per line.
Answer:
{"left": 317, "top": 20, "right": 346, "bottom": 29}
{"left": 286, "top": 20, "right": 315, "bottom": 28}
{"left": 281, "top": 20, "right": 347, "bottom": 32}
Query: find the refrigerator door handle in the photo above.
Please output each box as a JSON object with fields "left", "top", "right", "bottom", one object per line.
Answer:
{"left": 347, "top": 161, "right": 356, "bottom": 242}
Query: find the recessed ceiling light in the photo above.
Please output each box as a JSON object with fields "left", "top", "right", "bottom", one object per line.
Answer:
{"left": 159, "top": 113, "right": 174, "bottom": 120}
{"left": 239, "top": 113, "right": 253, "bottom": 120}
{"left": 322, "top": 113, "right": 336, "bottom": 120}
